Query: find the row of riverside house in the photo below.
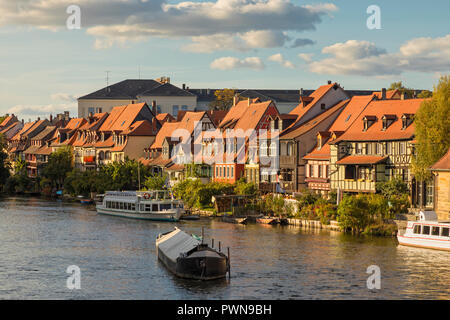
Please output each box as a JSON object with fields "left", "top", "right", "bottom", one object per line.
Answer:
{"left": 1, "top": 81, "right": 447, "bottom": 221}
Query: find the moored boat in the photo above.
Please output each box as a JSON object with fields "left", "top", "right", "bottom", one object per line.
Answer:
{"left": 96, "top": 190, "right": 184, "bottom": 221}
{"left": 397, "top": 211, "right": 450, "bottom": 251}
{"left": 256, "top": 216, "right": 279, "bottom": 225}
{"left": 156, "top": 227, "right": 230, "bottom": 280}
{"left": 222, "top": 216, "right": 247, "bottom": 224}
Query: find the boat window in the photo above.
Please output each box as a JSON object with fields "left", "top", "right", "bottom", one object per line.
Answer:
{"left": 431, "top": 226, "right": 440, "bottom": 236}
{"left": 145, "top": 204, "right": 151, "bottom": 212}
{"left": 152, "top": 204, "right": 159, "bottom": 211}
{"left": 160, "top": 203, "right": 171, "bottom": 211}
{"left": 422, "top": 225, "right": 430, "bottom": 235}
{"left": 131, "top": 204, "right": 136, "bottom": 211}
{"left": 441, "top": 227, "right": 449, "bottom": 237}
{"left": 140, "top": 204, "right": 144, "bottom": 211}
{"left": 413, "top": 224, "right": 421, "bottom": 234}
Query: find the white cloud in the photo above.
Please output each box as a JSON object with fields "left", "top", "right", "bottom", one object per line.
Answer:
{"left": 268, "top": 53, "right": 295, "bottom": 69}
{"left": 308, "top": 35, "right": 450, "bottom": 76}
{"left": 0, "top": 0, "right": 336, "bottom": 51}
{"left": 7, "top": 93, "right": 77, "bottom": 119}
{"left": 50, "top": 93, "right": 78, "bottom": 102}
{"left": 298, "top": 53, "right": 314, "bottom": 62}
{"left": 210, "top": 57, "right": 265, "bottom": 70}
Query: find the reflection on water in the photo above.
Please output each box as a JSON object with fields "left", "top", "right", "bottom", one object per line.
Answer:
{"left": 0, "top": 197, "right": 449, "bottom": 299}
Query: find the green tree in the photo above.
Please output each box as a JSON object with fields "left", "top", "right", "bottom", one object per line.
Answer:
{"left": 337, "top": 194, "right": 372, "bottom": 233}
{"left": 417, "top": 90, "right": 433, "bottom": 98}
{"left": 234, "top": 178, "right": 257, "bottom": 196}
{"left": 388, "top": 81, "right": 415, "bottom": 98}
{"left": 41, "top": 147, "right": 73, "bottom": 190}
{"left": 144, "top": 173, "right": 167, "bottom": 190}
{"left": 412, "top": 75, "right": 450, "bottom": 181}
{"left": 209, "top": 89, "right": 236, "bottom": 110}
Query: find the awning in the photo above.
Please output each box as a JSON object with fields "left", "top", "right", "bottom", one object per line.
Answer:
{"left": 336, "top": 155, "right": 388, "bottom": 165}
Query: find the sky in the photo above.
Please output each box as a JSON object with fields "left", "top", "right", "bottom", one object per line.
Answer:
{"left": 0, "top": 0, "right": 449, "bottom": 120}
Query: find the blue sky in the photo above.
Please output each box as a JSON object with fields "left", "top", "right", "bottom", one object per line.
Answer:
{"left": 0, "top": 0, "right": 449, "bottom": 120}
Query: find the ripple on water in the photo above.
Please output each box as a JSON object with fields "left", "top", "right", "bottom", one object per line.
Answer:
{"left": 0, "top": 197, "right": 449, "bottom": 299}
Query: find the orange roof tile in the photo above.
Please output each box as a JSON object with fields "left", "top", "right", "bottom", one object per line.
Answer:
{"left": 373, "top": 89, "right": 400, "bottom": 100}
{"left": 332, "top": 99, "right": 427, "bottom": 142}
{"left": 431, "top": 148, "right": 450, "bottom": 171}
{"left": 328, "top": 95, "right": 374, "bottom": 132}
{"left": 151, "top": 122, "right": 181, "bottom": 149}
{"left": 289, "top": 83, "right": 336, "bottom": 117}
{"left": 281, "top": 99, "right": 348, "bottom": 140}
{"left": 336, "top": 155, "right": 388, "bottom": 165}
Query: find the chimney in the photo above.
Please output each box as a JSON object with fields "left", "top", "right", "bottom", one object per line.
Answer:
{"left": 152, "top": 100, "right": 157, "bottom": 115}
{"left": 327, "top": 80, "right": 332, "bottom": 85}
{"left": 37, "top": 117, "right": 40, "bottom": 121}
{"left": 248, "top": 98, "right": 251, "bottom": 107}
{"left": 50, "top": 114, "right": 53, "bottom": 122}
{"left": 182, "top": 84, "right": 186, "bottom": 90}
{"left": 381, "top": 88, "right": 386, "bottom": 100}
{"left": 233, "top": 94, "right": 240, "bottom": 106}
{"left": 22, "top": 119, "right": 24, "bottom": 124}
{"left": 64, "top": 111, "right": 70, "bottom": 121}
{"left": 401, "top": 92, "right": 406, "bottom": 100}
{"left": 299, "top": 88, "right": 304, "bottom": 96}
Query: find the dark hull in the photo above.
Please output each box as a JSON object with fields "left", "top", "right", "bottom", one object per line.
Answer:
{"left": 158, "top": 246, "right": 228, "bottom": 280}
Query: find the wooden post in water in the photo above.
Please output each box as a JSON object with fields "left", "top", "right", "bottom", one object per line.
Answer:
{"left": 201, "top": 227, "right": 204, "bottom": 244}
{"left": 219, "top": 241, "right": 221, "bottom": 252}
{"left": 227, "top": 247, "right": 231, "bottom": 279}
{"left": 212, "top": 238, "right": 214, "bottom": 248}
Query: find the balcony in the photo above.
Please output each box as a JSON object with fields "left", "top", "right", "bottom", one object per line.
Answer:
{"left": 83, "top": 156, "right": 96, "bottom": 163}
{"left": 280, "top": 155, "right": 296, "bottom": 166}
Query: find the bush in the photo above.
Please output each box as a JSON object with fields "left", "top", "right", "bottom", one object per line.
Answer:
{"left": 337, "top": 194, "right": 371, "bottom": 233}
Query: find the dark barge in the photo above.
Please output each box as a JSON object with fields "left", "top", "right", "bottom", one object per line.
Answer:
{"left": 156, "top": 227, "right": 230, "bottom": 280}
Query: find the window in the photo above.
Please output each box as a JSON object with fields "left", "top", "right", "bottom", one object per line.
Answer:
{"left": 269, "top": 142, "right": 276, "bottom": 157}
{"left": 387, "top": 143, "right": 392, "bottom": 155}
{"left": 345, "top": 165, "right": 356, "bottom": 180}
{"left": 321, "top": 103, "right": 325, "bottom": 110}
{"left": 442, "top": 227, "right": 449, "bottom": 237}
{"left": 400, "top": 142, "right": 406, "bottom": 154}
{"left": 432, "top": 226, "right": 440, "bottom": 236}
{"left": 413, "top": 224, "right": 421, "bottom": 234}
{"left": 356, "top": 143, "right": 363, "bottom": 154}
{"left": 376, "top": 143, "right": 383, "bottom": 155}
{"left": 231, "top": 167, "right": 234, "bottom": 177}
{"left": 426, "top": 183, "right": 434, "bottom": 207}
{"left": 172, "top": 105, "right": 179, "bottom": 117}
{"left": 157, "top": 106, "right": 162, "bottom": 114}
{"left": 287, "top": 143, "right": 293, "bottom": 156}
{"left": 160, "top": 204, "right": 172, "bottom": 211}
{"left": 422, "top": 225, "right": 430, "bottom": 235}
{"left": 345, "top": 114, "right": 351, "bottom": 122}
{"left": 182, "top": 105, "right": 188, "bottom": 111}
{"left": 219, "top": 166, "right": 222, "bottom": 177}
{"left": 216, "top": 166, "right": 219, "bottom": 177}
{"left": 227, "top": 167, "right": 230, "bottom": 178}
{"left": 260, "top": 141, "right": 268, "bottom": 157}
{"left": 88, "top": 107, "right": 95, "bottom": 115}
{"left": 358, "top": 167, "right": 368, "bottom": 180}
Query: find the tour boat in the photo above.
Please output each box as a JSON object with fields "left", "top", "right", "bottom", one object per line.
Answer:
{"left": 397, "top": 211, "right": 450, "bottom": 251}
{"left": 156, "top": 227, "right": 230, "bottom": 280}
{"left": 96, "top": 190, "right": 184, "bottom": 222}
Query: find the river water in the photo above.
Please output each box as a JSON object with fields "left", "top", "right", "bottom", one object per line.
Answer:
{"left": 0, "top": 197, "right": 449, "bottom": 299}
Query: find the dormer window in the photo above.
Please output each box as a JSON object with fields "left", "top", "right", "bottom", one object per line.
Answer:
{"left": 382, "top": 115, "right": 396, "bottom": 131}
{"left": 401, "top": 114, "right": 413, "bottom": 130}
{"left": 321, "top": 103, "right": 326, "bottom": 110}
{"left": 363, "top": 116, "right": 376, "bottom": 131}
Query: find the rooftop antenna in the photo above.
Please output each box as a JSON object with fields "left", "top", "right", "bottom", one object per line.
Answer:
{"left": 105, "top": 71, "right": 111, "bottom": 92}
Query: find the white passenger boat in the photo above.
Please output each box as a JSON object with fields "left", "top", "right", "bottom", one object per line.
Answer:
{"left": 96, "top": 190, "right": 184, "bottom": 222}
{"left": 397, "top": 211, "right": 450, "bottom": 251}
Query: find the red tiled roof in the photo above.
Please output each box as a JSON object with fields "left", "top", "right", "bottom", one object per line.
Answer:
{"left": 151, "top": 122, "right": 181, "bottom": 149}
{"left": 336, "top": 155, "right": 388, "bottom": 165}
{"left": 328, "top": 95, "right": 374, "bottom": 132}
{"left": 122, "top": 120, "right": 157, "bottom": 136}
{"left": 218, "top": 98, "right": 260, "bottom": 128}
{"left": 431, "top": 148, "right": 450, "bottom": 171}
{"left": 289, "top": 83, "right": 336, "bottom": 117}
{"left": 281, "top": 99, "right": 348, "bottom": 140}
{"left": 156, "top": 113, "right": 175, "bottom": 124}
{"left": 94, "top": 136, "right": 114, "bottom": 148}
{"left": 303, "top": 142, "right": 331, "bottom": 160}
{"left": 373, "top": 89, "right": 400, "bottom": 100}
{"left": 332, "top": 99, "right": 427, "bottom": 142}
